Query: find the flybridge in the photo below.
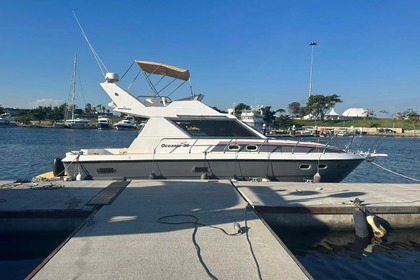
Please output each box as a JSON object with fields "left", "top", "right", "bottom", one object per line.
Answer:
{"left": 99, "top": 60, "right": 220, "bottom": 119}
{"left": 135, "top": 60, "right": 190, "bottom": 81}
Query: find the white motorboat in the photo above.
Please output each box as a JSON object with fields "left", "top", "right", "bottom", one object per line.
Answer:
{"left": 57, "top": 60, "right": 381, "bottom": 182}
{"left": 97, "top": 116, "right": 113, "bottom": 130}
{"left": 0, "top": 113, "right": 17, "bottom": 128}
{"left": 66, "top": 118, "right": 95, "bottom": 129}
{"left": 114, "top": 116, "right": 138, "bottom": 130}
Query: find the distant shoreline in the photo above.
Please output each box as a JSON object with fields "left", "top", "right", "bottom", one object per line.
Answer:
{"left": 13, "top": 123, "right": 420, "bottom": 138}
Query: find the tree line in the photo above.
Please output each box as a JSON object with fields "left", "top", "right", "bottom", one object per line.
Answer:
{"left": 3, "top": 96, "right": 418, "bottom": 128}
{"left": 226, "top": 94, "right": 343, "bottom": 129}
{"left": 7, "top": 103, "right": 110, "bottom": 124}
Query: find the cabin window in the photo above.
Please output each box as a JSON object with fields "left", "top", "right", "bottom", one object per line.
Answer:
{"left": 171, "top": 119, "right": 260, "bottom": 138}
{"left": 318, "top": 164, "right": 328, "bottom": 169}
{"left": 246, "top": 145, "right": 258, "bottom": 151}
{"left": 228, "top": 144, "right": 240, "bottom": 151}
{"left": 299, "top": 164, "right": 311, "bottom": 170}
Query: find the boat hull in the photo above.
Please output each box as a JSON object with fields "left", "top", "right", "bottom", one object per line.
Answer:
{"left": 0, "top": 122, "right": 17, "bottom": 128}
{"left": 62, "top": 157, "right": 364, "bottom": 182}
{"left": 97, "top": 123, "right": 113, "bottom": 130}
{"left": 115, "top": 125, "right": 138, "bottom": 130}
{"left": 67, "top": 123, "right": 94, "bottom": 129}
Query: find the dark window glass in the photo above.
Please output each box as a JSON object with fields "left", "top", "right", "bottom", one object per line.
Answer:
{"left": 172, "top": 119, "right": 260, "bottom": 138}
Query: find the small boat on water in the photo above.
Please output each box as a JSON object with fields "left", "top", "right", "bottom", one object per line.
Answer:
{"left": 114, "top": 116, "right": 138, "bottom": 130}
{"left": 0, "top": 113, "right": 17, "bottom": 128}
{"left": 97, "top": 116, "right": 113, "bottom": 130}
{"left": 65, "top": 118, "right": 95, "bottom": 129}
{"left": 57, "top": 60, "right": 384, "bottom": 182}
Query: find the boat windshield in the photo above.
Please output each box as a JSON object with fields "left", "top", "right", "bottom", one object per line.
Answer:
{"left": 172, "top": 119, "right": 261, "bottom": 138}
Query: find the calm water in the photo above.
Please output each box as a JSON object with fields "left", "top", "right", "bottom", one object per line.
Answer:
{"left": 0, "top": 128, "right": 419, "bottom": 279}
{"left": 0, "top": 127, "right": 138, "bottom": 181}
{"left": 275, "top": 228, "right": 420, "bottom": 280}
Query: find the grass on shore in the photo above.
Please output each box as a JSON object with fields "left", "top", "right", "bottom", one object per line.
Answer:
{"left": 293, "top": 119, "right": 418, "bottom": 130}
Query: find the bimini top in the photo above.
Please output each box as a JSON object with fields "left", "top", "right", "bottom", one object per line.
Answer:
{"left": 135, "top": 60, "right": 190, "bottom": 81}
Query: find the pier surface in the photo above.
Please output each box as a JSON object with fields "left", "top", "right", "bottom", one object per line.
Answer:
{"left": 1, "top": 180, "right": 419, "bottom": 279}
{"left": 1, "top": 180, "right": 309, "bottom": 279}
{"left": 233, "top": 181, "right": 420, "bottom": 208}
{"left": 232, "top": 181, "right": 420, "bottom": 229}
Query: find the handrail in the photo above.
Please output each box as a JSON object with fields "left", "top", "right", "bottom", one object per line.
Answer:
{"left": 188, "top": 139, "right": 199, "bottom": 154}
{"left": 223, "top": 139, "right": 236, "bottom": 154}
{"left": 150, "top": 137, "right": 334, "bottom": 157}
{"left": 257, "top": 139, "right": 269, "bottom": 154}
{"left": 291, "top": 138, "right": 302, "bottom": 154}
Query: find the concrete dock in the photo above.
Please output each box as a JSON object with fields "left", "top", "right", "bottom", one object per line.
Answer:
{"left": 1, "top": 179, "right": 419, "bottom": 279}
{"left": 1, "top": 180, "right": 310, "bottom": 279}
{"left": 233, "top": 181, "right": 420, "bottom": 229}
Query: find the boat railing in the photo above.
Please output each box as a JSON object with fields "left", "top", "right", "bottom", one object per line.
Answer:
{"left": 188, "top": 139, "right": 199, "bottom": 154}
{"left": 291, "top": 138, "right": 302, "bottom": 154}
{"left": 152, "top": 137, "right": 334, "bottom": 156}
{"left": 152, "top": 137, "right": 257, "bottom": 155}
{"left": 257, "top": 139, "right": 269, "bottom": 154}
{"left": 222, "top": 139, "right": 236, "bottom": 154}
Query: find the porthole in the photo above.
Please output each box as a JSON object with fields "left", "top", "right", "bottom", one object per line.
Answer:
{"left": 246, "top": 145, "right": 258, "bottom": 151}
{"left": 299, "top": 164, "right": 311, "bottom": 170}
{"left": 318, "top": 164, "right": 327, "bottom": 169}
{"left": 228, "top": 144, "right": 240, "bottom": 151}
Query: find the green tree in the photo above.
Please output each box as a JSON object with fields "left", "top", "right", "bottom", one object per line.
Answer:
{"left": 271, "top": 114, "right": 293, "bottom": 129}
{"left": 298, "top": 106, "right": 307, "bottom": 118}
{"left": 398, "top": 109, "right": 419, "bottom": 131}
{"left": 287, "top": 102, "right": 301, "bottom": 117}
{"left": 379, "top": 110, "right": 389, "bottom": 117}
{"left": 306, "top": 94, "right": 342, "bottom": 121}
{"left": 49, "top": 104, "right": 66, "bottom": 120}
{"left": 31, "top": 106, "right": 48, "bottom": 123}
{"left": 96, "top": 104, "right": 102, "bottom": 114}
{"left": 211, "top": 106, "right": 227, "bottom": 113}
{"left": 364, "top": 108, "right": 375, "bottom": 118}
{"left": 85, "top": 103, "right": 92, "bottom": 114}
{"left": 233, "top": 103, "right": 251, "bottom": 118}
{"left": 261, "top": 106, "right": 276, "bottom": 125}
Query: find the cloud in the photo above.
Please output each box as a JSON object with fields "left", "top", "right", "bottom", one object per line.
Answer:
{"left": 30, "top": 99, "right": 65, "bottom": 108}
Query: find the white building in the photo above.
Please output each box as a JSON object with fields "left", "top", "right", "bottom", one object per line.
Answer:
{"left": 326, "top": 108, "right": 340, "bottom": 120}
{"left": 341, "top": 108, "right": 369, "bottom": 119}
{"left": 240, "top": 107, "right": 265, "bottom": 133}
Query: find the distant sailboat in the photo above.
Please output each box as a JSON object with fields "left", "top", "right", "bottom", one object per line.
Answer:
{"left": 54, "top": 55, "right": 94, "bottom": 129}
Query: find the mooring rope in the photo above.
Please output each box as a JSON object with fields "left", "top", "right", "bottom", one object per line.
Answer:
{"left": 358, "top": 154, "right": 420, "bottom": 183}
{"left": 370, "top": 161, "right": 420, "bottom": 183}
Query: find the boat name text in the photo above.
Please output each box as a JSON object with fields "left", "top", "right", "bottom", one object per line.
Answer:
{"left": 161, "top": 142, "right": 190, "bottom": 148}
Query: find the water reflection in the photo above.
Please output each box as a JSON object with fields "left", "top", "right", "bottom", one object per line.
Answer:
{"left": 275, "top": 228, "right": 420, "bottom": 279}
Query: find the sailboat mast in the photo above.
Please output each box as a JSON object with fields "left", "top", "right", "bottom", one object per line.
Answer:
{"left": 71, "top": 54, "right": 77, "bottom": 120}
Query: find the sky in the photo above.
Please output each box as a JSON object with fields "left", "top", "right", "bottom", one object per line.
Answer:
{"left": 1, "top": 0, "right": 419, "bottom": 117}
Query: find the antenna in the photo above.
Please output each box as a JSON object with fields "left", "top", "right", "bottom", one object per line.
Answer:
{"left": 72, "top": 11, "right": 108, "bottom": 77}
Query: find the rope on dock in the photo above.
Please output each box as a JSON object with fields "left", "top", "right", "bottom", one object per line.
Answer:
{"left": 243, "top": 205, "right": 262, "bottom": 280}
{"left": 157, "top": 214, "right": 244, "bottom": 280}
